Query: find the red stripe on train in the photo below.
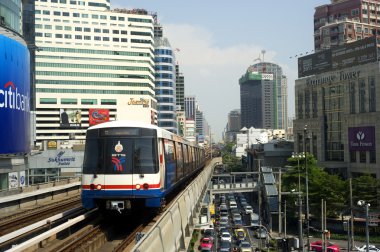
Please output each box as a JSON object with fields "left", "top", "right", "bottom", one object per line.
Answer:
{"left": 82, "top": 184, "right": 160, "bottom": 189}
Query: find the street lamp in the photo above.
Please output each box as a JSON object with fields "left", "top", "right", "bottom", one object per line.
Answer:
{"left": 291, "top": 152, "right": 305, "bottom": 193}
{"left": 357, "top": 200, "right": 370, "bottom": 252}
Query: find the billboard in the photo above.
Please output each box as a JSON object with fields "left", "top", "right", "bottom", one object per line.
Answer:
{"left": 298, "top": 49, "right": 332, "bottom": 78}
{"left": 60, "top": 109, "right": 81, "bottom": 127}
{"left": 331, "top": 36, "right": 377, "bottom": 70}
{"left": 0, "top": 34, "right": 30, "bottom": 155}
{"left": 298, "top": 37, "right": 378, "bottom": 78}
{"left": 348, "top": 126, "right": 376, "bottom": 151}
{"left": 89, "top": 109, "right": 109, "bottom": 126}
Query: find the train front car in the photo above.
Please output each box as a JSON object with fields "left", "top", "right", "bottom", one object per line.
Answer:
{"left": 81, "top": 121, "right": 164, "bottom": 213}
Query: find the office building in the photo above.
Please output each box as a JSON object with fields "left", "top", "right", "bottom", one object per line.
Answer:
{"left": 314, "top": 0, "right": 380, "bottom": 51}
{"left": 154, "top": 25, "right": 177, "bottom": 133}
{"left": 225, "top": 109, "right": 241, "bottom": 143}
{"left": 176, "top": 64, "right": 185, "bottom": 111}
{"left": 185, "top": 96, "right": 196, "bottom": 120}
{"left": 33, "top": 0, "right": 156, "bottom": 144}
{"left": 239, "top": 62, "right": 288, "bottom": 130}
{"left": 295, "top": 36, "right": 380, "bottom": 179}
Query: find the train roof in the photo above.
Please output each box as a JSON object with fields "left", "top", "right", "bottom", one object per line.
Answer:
{"left": 88, "top": 120, "right": 160, "bottom": 131}
{"left": 87, "top": 121, "right": 201, "bottom": 148}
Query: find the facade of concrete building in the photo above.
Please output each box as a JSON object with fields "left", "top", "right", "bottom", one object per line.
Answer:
{"left": 195, "top": 105, "right": 203, "bottom": 137}
{"left": 154, "top": 36, "right": 177, "bottom": 133}
{"left": 225, "top": 109, "right": 241, "bottom": 143}
{"left": 185, "top": 119, "right": 196, "bottom": 144}
{"left": 314, "top": 0, "right": 380, "bottom": 51}
{"left": 185, "top": 96, "right": 196, "bottom": 120}
{"left": 175, "top": 64, "right": 185, "bottom": 111}
{"left": 239, "top": 62, "right": 288, "bottom": 130}
{"left": 33, "top": 1, "right": 157, "bottom": 145}
{"left": 295, "top": 36, "right": 380, "bottom": 179}
{"left": 0, "top": 0, "right": 31, "bottom": 189}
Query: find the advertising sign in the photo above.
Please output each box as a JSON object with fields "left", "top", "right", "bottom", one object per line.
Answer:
{"left": 60, "top": 109, "right": 81, "bottom": 127}
{"left": 9, "top": 172, "right": 18, "bottom": 189}
{"left": 331, "top": 36, "right": 377, "bottom": 70}
{"left": 89, "top": 109, "right": 109, "bottom": 126}
{"left": 0, "top": 35, "right": 30, "bottom": 154}
{"left": 348, "top": 126, "right": 376, "bottom": 151}
{"left": 298, "top": 37, "right": 378, "bottom": 78}
{"left": 298, "top": 49, "right": 332, "bottom": 78}
{"left": 19, "top": 171, "right": 26, "bottom": 187}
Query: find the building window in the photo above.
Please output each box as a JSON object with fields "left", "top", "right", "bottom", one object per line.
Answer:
{"left": 113, "top": 38, "right": 119, "bottom": 42}
{"left": 370, "top": 150, "right": 376, "bottom": 163}
{"left": 349, "top": 81, "right": 356, "bottom": 114}
{"left": 61, "top": 98, "right": 77, "bottom": 104}
{"left": 64, "top": 34, "right": 72, "bottom": 39}
{"left": 81, "top": 99, "right": 97, "bottom": 105}
{"left": 75, "top": 27, "right": 82, "bottom": 31}
{"left": 359, "top": 151, "right": 366, "bottom": 163}
{"left": 350, "top": 151, "right": 356, "bottom": 163}
{"left": 53, "top": 11, "right": 61, "bottom": 16}
{"left": 359, "top": 78, "right": 366, "bottom": 113}
{"left": 84, "top": 28, "right": 91, "bottom": 32}
{"left": 305, "top": 90, "right": 310, "bottom": 118}
{"left": 101, "top": 99, "right": 116, "bottom": 105}
{"left": 75, "top": 35, "right": 82, "bottom": 39}
{"left": 103, "top": 37, "right": 109, "bottom": 41}
{"left": 40, "top": 98, "right": 57, "bottom": 104}
{"left": 298, "top": 92, "right": 303, "bottom": 119}
{"left": 369, "top": 76, "right": 376, "bottom": 112}
{"left": 312, "top": 90, "right": 318, "bottom": 118}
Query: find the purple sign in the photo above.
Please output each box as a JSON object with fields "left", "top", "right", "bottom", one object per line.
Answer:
{"left": 348, "top": 126, "right": 376, "bottom": 151}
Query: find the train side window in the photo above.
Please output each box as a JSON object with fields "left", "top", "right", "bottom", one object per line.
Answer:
{"left": 175, "top": 142, "right": 184, "bottom": 181}
{"left": 164, "top": 139, "right": 177, "bottom": 186}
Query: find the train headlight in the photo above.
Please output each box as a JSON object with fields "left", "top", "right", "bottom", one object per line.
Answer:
{"left": 143, "top": 183, "right": 149, "bottom": 190}
{"left": 136, "top": 184, "right": 141, "bottom": 190}
{"left": 96, "top": 184, "right": 102, "bottom": 190}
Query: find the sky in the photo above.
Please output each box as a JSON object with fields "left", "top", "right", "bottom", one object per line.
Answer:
{"left": 113, "top": 0, "right": 329, "bottom": 141}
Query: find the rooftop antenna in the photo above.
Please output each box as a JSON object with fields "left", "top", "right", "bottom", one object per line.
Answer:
{"left": 261, "top": 49, "right": 266, "bottom": 62}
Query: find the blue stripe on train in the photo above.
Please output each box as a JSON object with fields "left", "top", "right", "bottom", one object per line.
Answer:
{"left": 81, "top": 189, "right": 164, "bottom": 209}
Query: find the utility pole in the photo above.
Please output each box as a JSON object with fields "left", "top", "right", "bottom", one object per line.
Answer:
{"left": 350, "top": 178, "right": 355, "bottom": 249}
{"left": 303, "top": 125, "right": 310, "bottom": 251}
{"left": 279, "top": 168, "right": 282, "bottom": 235}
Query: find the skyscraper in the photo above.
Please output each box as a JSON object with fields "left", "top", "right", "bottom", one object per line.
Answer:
{"left": 33, "top": 1, "right": 157, "bottom": 144}
{"left": 175, "top": 64, "right": 185, "bottom": 111}
{"left": 185, "top": 96, "right": 196, "bottom": 120}
{"left": 154, "top": 23, "right": 177, "bottom": 133}
{"left": 314, "top": 0, "right": 380, "bottom": 51}
{"left": 239, "top": 62, "right": 287, "bottom": 130}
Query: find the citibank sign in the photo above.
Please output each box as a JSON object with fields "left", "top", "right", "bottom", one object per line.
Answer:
{"left": 0, "top": 81, "right": 30, "bottom": 112}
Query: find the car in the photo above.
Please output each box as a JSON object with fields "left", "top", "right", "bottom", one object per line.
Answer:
{"left": 219, "top": 216, "right": 229, "bottom": 225}
{"left": 244, "top": 205, "right": 253, "bottom": 214}
{"left": 219, "top": 240, "right": 232, "bottom": 252}
{"left": 200, "top": 237, "right": 213, "bottom": 250}
{"left": 234, "top": 219, "right": 243, "bottom": 227}
{"left": 254, "top": 228, "right": 268, "bottom": 239}
{"left": 310, "top": 240, "right": 340, "bottom": 252}
{"left": 202, "top": 228, "right": 216, "bottom": 241}
{"left": 230, "top": 207, "right": 240, "bottom": 215}
{"left": 219, "top": 227, "right": 229, "bottom": 235}
{"left": 200, "top": 248, "right": 211, "bottom": 252}
{"left": 239, "top": 241, "right": 253, "bottom": 252}
{"left": 220, "top": 231, "right": 232, "bottom": 242}
{"left": 356, "top": 245, "right": 380, "bottom": 252}
{"left": 234, "top": 228, "right": 246, "bottom": 243}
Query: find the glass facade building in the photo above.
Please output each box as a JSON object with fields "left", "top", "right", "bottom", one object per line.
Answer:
{"left": 154, "top": 37, "right": 177, "bottom": 133}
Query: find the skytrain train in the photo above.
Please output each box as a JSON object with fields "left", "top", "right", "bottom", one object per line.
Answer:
{"left": 81, "top": 121, "right": 206, "bottom": 213}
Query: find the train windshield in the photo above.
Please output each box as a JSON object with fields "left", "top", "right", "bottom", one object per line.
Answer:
{"left": 83, "top": 135, "right": 158, "bottom": 175}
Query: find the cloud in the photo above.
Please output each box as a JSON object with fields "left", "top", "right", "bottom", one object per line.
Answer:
{"left": 163, "top": 23, "right": 282, "bottom": 139}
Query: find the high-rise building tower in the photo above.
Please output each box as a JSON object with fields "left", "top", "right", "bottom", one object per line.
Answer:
{"left": 239, "top": 62, "right": 287, "bottom": 130}
{"left": 185, "top": 96, "right": 196, "bottom": 120}
{"left": 228, "top": 109, "right": 241, "bottom": 132}
{"left": 154, "top": 35, "right": 177, "bottom": 133}
{"left": 175, "top": 64, "right": 185, "bottom": 111}
{"left": 314, "top": 0, "right": 380, "bottom": 51}
{"left": 33, "top": 1, "right": 157, "bottom": 144}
